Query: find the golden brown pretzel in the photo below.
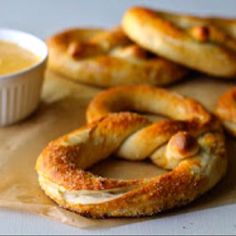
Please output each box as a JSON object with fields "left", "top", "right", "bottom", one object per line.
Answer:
{"left": 216, "top": 87, "right": 236, "bottom": 136}
{"left": 122, "top": 6, "right": 236, "bottom": 77}
{"left": 36, "top": 85, "right": 227, "bottom": 218}
{"left": 47, "top": 27, "right": 187, "bottom": 88}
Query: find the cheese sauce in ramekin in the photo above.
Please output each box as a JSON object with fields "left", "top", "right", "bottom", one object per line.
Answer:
{"left": 0, "top": 29, "right": 48, "bottom": 126}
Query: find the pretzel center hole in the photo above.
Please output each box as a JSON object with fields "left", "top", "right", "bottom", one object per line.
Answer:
{"left": 89, "top": 158, "right": 168, "bottom": 180}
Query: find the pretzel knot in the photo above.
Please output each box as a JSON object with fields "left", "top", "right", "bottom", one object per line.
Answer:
{"left": 122, "top": 6, "right": 236, "bottom": 77}
{"left": 36, "top": 85, "right": 227, "bottom": 218}
{"left": 47, "top": 27, "right": 187, "bottom": 88}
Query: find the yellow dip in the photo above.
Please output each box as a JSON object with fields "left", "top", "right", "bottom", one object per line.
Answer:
{"left": 0, "top": 40, "right": 39, "bottom": 76}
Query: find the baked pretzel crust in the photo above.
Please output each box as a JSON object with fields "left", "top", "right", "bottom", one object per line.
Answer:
{"left": 216, "top": 87, "right": 236, "bottom": 136}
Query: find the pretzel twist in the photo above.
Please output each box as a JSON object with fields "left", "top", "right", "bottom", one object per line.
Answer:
{"left": 47, "top": 27, "right": 187, "bottom": 88}
{"left": 36, "top": 85, "right": 227, "bottom": 218}
{"left": 122, "top": 7, "right": 236, "bottom": 77}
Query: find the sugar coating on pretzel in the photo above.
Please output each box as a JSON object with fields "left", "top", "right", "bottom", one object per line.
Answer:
{"left": 216, "top": 87, "right": 236, "bottom": 136}
{"left": 47, "top": 27, "right": 188, "bottom": 88}
{"left": 36, "top": 85, "right": 227, "bottom": 218}
{"left": 122, "top": 6, "right": 236, "bottom": 77}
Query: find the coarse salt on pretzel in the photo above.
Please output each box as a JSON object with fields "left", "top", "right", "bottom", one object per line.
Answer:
{"left": 47, "top": 27, "right": 187, "bottom": 88}
{"left": 216, "top": 87, "right": 236, "bottom": 136}
{"left": 122, "top": 6, "right": 236, "bottom": 77}
{"left": 36, "top": 85, "right": 227, "bottom": 218}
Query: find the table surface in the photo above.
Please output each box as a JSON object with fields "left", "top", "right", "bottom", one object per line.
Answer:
{"left": 1, "top": 0, "right": 236, "bottom": 235}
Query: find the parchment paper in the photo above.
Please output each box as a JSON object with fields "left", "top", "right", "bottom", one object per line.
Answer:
{"left": 0, "top": 70, "right": 235, "bottom": 229}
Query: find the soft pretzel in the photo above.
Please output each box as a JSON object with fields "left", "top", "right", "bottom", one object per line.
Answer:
{"left": 36, "top": 85, "right": 227, "bottom": 218}
{"left": 216, "top": 87, "right": 236, "bottom": 136}
{"left": 47, "top": 27, "right": 187, "bottom": 88}
{"left": 122, "top": 6, "right": 236, "bottom": 77}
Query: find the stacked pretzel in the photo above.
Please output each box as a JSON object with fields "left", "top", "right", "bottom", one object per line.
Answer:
{"left": 122, "top": 7, "right": 236, "bottom": 77}
{"left": 48, "top": 27, "right": 187, "bottom": 87}
{"left": 36, "top": 6, "right": 236, "bottom": 218}
{"left": 48, "top": 6, "right": 236, "bottom": 87}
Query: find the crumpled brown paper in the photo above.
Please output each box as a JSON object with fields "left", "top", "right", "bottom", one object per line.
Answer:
{"left": 0, "top": 70, "right": 235, "bottom": 228}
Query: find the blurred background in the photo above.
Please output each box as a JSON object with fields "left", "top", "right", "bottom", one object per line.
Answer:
{"left": 1, "top": 0, "right": 236, "bottom": 39}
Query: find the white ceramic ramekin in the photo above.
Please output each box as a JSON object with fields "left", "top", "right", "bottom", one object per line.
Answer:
{"left": 0, "top": 29, "right": 48, "bottom": 126}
